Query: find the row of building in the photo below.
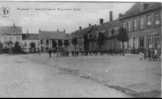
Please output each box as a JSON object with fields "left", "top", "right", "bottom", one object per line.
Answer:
{"left": 0, "top": 24, "right": 72, "bottom": 53}
{"left": 0, "top": 2, "right": 161, "bottom": 54}
{"left": 71, "top": 2, "right": 161, "bottom": 53}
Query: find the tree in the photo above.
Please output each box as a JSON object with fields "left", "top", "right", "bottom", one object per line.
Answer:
{"left": 117, "top": 27, "right": 129, "bottom": 55}
{"left": 30, "top": 42, "right": 36, "bottom": 53}
{"left": 14, "top": 41, "right": 22, "bottom": 54}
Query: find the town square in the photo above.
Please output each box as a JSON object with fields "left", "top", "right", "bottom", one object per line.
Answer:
{"left": 0, "top": 1, "right": 161, "bottom": 98}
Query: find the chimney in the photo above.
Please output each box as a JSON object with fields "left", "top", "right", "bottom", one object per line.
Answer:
{"left": 89, "top": 24, "right": 92, "bottom": 27}
{"left": 57, "top": 28, "right": 59, "bottom": 32}
{"left": 79, "top": 26, "right": 82, "bottom": 30}
{"left": 26, "top": 29, "right": 29, "bottom": 34}
{"left": 63, "top": 29, "right": 66, "bottom": 33}
{"left": 99, "top": 18, "right": 104, "bottom": 25}
{"left": 119, "top": 13, "right": 123, "bottom": 18}
{"left": 109, "top": 11, "right": 113, "bottom": 21}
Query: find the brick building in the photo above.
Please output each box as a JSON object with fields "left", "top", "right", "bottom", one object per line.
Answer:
{"left": 96, "top": 18, "right": 121, "bottom": 52}
{"left": 119, "top": 3, "right": 161, "bottom": 52}
{"left": 71, "top": 11, "right": 122, "bottom": 53}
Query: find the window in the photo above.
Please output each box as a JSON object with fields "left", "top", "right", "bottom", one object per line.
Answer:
{"left": 109, "top": 30, "right": 112, "bottom": 37}
{"left": 128, "top": 21, "right": 131, "bottom": 32}
{"left": 139, "top": 36, "right": 144, "bottom": 48}
{"left": 146, "top": 14, "right": 152, "bottom": 26}
{"left": 132, "top": 19, "right": 137, "bottom": 31}
{"left": 140, "top": 16, "right": 144, "bottom": 29}
{"left": 134, "top": 19, "right": 137, "bottom": 31}
{"left": 143, "top": 4, "right": 149, "bottom": 10}
{"left": 123, "top": 22, "right": 128, "bottom": 31}
{"left": 154, "top": 13, "right": 160, "bottom": 25}
{"left": 16, "top": 36, "right": 20, "bottom": 40}
{"left": 122, "top": 23, "right": 126, "bottom": 29}
{"left": 40, "top": 40, "right": 43, "bottom": 44}
{"left": 9, "top": 36, "right": 12, "bottom": 41}
{"left": 46, "top": 40, "right": 49, "bottom": 45}
{"left": 114, "top": 27, "right": 118, "bottom": 35}
{"left": 126, "top": 22, "right": 129, "bottom": 31}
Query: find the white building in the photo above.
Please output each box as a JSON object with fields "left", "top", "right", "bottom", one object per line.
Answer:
{"left": 39, "top": 29, "right": 71, "bottom": 52}
{"left": 0, "top": 25, "right": 22, "bottom": 49}
{"left": 22, "top": 33, "right": 40, "bottom": 53}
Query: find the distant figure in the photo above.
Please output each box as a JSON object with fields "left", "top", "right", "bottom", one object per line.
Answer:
{"left": 38, "top": 48, "right": 41, "bottom": 55}
{"left": 48, "top": 48, "right": 52, "bottom": 58}
{"left": 139, "top": 51, "right": 144, "bottom": 60}
{"left": 144, "top": 49, "right": 147, "bottom": 59}
{"left": 53, "top": 47, "right": 57, "bottom": 56}
{"left": 153, "top": 49, "right": 158, "bottom": 61}
{"left": 148, "top": 48, "right": 151, "bottom": 60}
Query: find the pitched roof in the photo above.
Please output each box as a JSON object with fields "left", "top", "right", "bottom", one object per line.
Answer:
{"left": 71, "top": 20, "right": 121, "bottom": 38}
{"left": 39, "top": 30, "right": 71, "bottom": 40}
{"left": 97, "top": 20, "right": 120, "bottom": 31}
{"left": 71, "top": 26, "right": 91, "bottom": 38}
{"left": 22, "top": 33, "right": 39, "bottom": 40}
{"left": 0, "top": 25, "right": 22, "bottom": 35}
{"left": 120, "top": 2, "right": 161, "bottom": 19}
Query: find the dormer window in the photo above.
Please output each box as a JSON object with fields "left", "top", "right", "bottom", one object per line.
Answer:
{"left": 143, "top": 4, "right": 149, "bottom": 10}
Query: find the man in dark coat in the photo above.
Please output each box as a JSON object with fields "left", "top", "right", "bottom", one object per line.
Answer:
{"left": 48, "top": 48, "right": 52, "bottom": 58}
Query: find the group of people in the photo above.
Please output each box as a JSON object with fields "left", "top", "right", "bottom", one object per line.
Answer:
{"left": 139, "top": 48, "right": 161, "bottom": 61}
{"left": 46, "top": 45, "right": 161, "bottom": 62}
{"left": 47, "top": 45, "right": 81, "bottom": 58}
{"left": 147, "top": 48, "right": 161, "bottom": 61}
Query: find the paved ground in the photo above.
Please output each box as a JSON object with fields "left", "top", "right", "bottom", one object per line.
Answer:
{"left": 0, "top": 54, "right": 129, "bottom": 97}
{"left": 24, "top": 53, "right": 161, "bottom": 97}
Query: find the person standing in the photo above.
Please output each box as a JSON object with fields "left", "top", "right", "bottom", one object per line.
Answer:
{"left": 48, "top": 48, "right": 52, "bottom": 58}
{"left": 154, "top": 48, "right": 158, "bottom": 61}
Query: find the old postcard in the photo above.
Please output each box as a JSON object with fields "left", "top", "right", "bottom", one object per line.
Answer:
{"left": 0, "top": 0, "right": 161, "bottom": 98}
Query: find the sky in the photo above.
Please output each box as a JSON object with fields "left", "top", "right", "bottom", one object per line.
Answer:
{"left": 0, "top": 1, "right": 134, "bottom": 33}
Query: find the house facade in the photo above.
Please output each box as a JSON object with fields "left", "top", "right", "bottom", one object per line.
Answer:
{"left": 96, "top": 19, "right": 121, "bottom": 52}
{"left": 39, "top": 29, "right": 72, "bottom": 52}
{"left": 71, "top": 11, "right": 122, "bottom": 53}
{"left": 0, "top": 25, "right": 23, "bottom": 49}
{"left": 22, "top": 33, "right": 40, "bottom": 53}
{"left": 119, "top": 3, "right": 161, "bottom": 52}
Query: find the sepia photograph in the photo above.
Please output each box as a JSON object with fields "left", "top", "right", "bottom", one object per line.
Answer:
{"left": 0, "top": 0, "right": 161, "bottom": 98}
